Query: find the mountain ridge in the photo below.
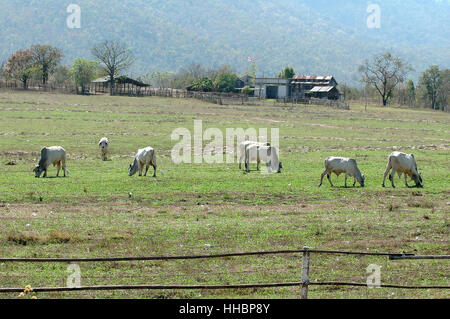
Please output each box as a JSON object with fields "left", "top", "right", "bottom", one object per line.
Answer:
{"left": 0, "top": 0, "right": 448, "bottom": 84}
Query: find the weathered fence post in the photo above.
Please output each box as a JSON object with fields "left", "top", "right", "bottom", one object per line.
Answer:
{"left": 300, "top": 246, "right": 310, "bottom": 299}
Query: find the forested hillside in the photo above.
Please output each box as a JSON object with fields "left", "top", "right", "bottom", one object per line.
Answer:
{"left": 0, "top": 0, "right": 448, "bottom": 83}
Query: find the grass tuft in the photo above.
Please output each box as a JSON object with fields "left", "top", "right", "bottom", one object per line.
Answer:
{"left": 7, "top": 232, "right": 41, "bottom": 245}
{"left": 7, "top": 231, "right": 76, "bottom": 245}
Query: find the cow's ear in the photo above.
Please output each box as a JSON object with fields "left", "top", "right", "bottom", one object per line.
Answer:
{"left": 411, "top": 153, "right": 414, "bottom": 158}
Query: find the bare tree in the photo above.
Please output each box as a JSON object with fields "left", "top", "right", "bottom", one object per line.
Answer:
{"left": 91, "top": 40, "right": 135, "bottom": 95}
{"left": 30, "top": 45, "right": 63, "bottom": 85}
{"left": 359, "top": 53, "right": 412, "bottom": 106}
{"left": 182, "top": 63, "right": 207, "bottom": 80}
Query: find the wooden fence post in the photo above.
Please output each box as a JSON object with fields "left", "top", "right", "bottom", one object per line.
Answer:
{"left": 300, "top": 246, "right": 310, "bottom": 299}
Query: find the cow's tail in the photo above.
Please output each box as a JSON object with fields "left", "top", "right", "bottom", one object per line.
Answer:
{"left": 66, "top": 169, "right": 70, "bottom": 176}
{"left": 158, "top": 169, "right": 165, "bottom": 176}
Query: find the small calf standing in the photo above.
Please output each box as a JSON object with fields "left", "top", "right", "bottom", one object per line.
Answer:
{"left": 128, "top": 147, "right": 157, "bottom": 177}
{"left": 382, "top": 151, "right": 423, "bottom": 188}
{"left": 33, "top": 146, "right": 68, "bottom": 178}
{"left": 98, "top": 137, "right": 109, "bottom": 161}
{"left": 319, "top": 156, "right": 365, "bottom": 187}
{"left": 244, "top": 144, "right": 282, "bottom": 173}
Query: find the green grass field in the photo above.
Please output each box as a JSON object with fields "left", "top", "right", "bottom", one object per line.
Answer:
{"left": 0, "top": 90, "right": 448, "bottom": 299}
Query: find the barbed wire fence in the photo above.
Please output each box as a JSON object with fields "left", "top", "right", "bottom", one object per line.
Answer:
{"left": 1, "top": 247, "right": 448, "bottom": 298}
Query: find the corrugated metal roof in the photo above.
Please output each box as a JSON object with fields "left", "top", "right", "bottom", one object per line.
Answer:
{"left": 92, "top": 76, "right": 110, "bottom": 83}
{"left": 292, "top": 81, "right": 331, "bottom": 85}
{"left": 92, "top": 76, "right": 150, "bottom": 87}
{"left": 309, "top": 86, "right": 335, "bottom": 92}
{"left": 254, "top": 78, "right": 289, "bottom": 84}
{"left": 293, "top": 75, "right": 333, "bottom": 80}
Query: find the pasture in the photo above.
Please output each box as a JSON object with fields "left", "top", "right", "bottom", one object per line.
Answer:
{"left": 0, "top": 90, "right": 448, "bottom": 299}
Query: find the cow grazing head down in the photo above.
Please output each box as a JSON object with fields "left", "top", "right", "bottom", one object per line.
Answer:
{"left": 277, "top": 162, "right": 283, "bottom": 173}
{"left": 128, "top": 159, "right": 139, "bottom": 176}
{"left": 359, "top": 174, "right": 365, "bottom": 187}
{"left": 33, "top": 165, "right": 44, "bottom": 178}
{"left": 412, "top": 172, "right": 423, "bottom": 187}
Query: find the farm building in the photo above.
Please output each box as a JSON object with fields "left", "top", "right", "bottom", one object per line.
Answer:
{"left": 307, "top": 86, "right": 340, "bottom": 100}
{"left": 291, "top": 75, "right": 340, "bottom": 100}
{"left": 254, "top": 78, "right": 290, "bottom": 99}
{"left": 250, "top": 75, "right": 341, "bottom": 100}
{"left": 235, "top": 75, "right": 254, "bottom": 89}
{"left": 91, "top": 76, "right": 150, "bottom": 95}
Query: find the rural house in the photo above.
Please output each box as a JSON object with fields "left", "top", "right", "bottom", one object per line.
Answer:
{"left": 290, "top": 75, "right": 340, "bottom": 100}
{"left": 252, "top": 75, "right": 341, "bottom": 100}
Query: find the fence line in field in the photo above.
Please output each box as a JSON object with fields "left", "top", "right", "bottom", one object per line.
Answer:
{"left": 1, "top": 247, "right": 448, "bottom": 298}
{"left": 0, "top": 248, "right": 415, "bottom": 263}
{"left": 0, "top": 80, "right": 352, "bottom": 108}
{"left": 276, "top": 97, "right": 350, "bottom": 110}
{"left": 1, "top": 282, "right": 448, "bottom": 294}
{"left": 389, "top": 255, "right": 450, "bottom": 260}
{"left": 0, "top": 80, "right": 249, "bottom": 105}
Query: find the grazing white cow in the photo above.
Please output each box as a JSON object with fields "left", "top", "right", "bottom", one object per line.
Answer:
{"left": 319, "top": 156, "right": 365, "bottom": 187}
{"left": 128, "top": 147, "right": 157, "bottom": 177}
{"left": 382, "top": 151, "right": 423, "bottom": 188}
{"left": 244, "top": 144, "right": 282, "bottom": 173}
{"left": 33, "top": 146, "right": 68, "bottom": 178}
{"left": 238, "top": 141, "right": 270, "bottom": 169}
{"left": 98, "top": 137, "right": 109, "bottom": 161}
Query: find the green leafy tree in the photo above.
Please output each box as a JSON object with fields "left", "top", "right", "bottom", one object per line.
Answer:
{"left": 437, "top": 69, "right": 449, "bottom": 111}
{"left": 191, "top": 77, "right": 214, "bottom": 92}
{"left": 359, "top": 53, "right": 412, "bottom": 106}
{"left": 4, "top": 49, "right": 36, "bottom": 89}
{"left": 71, "top": 58, "right": 98, "bottom": 94}
{"left": 242, "top": 85, "right": 252, "bottom": 95}
{"left": 0, "top": 60, "right": 5, "bottom": 79}
{"left": 30, "top": 45, "right": 63, "bottom": 85}
{"left": 419, "top": 65, "right": 442, "bottom": 110}
{"left": 405, "top": 79, "right": 416, "bottom": 107}
{"left": 91, "top": 40, "right": 135, "bottom": 95}
{"left": 50, "top": 65, "right": 73, "bottom": 86}
{"left": 278, "top": 66, "right": 295, "bottom": 79}
{"left": 213, "top": 65, "right": 238, "bottom": 92}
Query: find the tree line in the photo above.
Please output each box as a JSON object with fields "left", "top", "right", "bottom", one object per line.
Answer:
{"left": 0, "top": 42, "right": 448, "bottom": 111}
{"left": 0, "top": 40, "right": 135, "bottom": 95}
{"left": 356, "top": 52, "right": 448, "bottom": 111}
{"left": 277, "top": 55, "right": 448, "bottom": 112}
{"left": 0, "top": 40, "right": 244, "bottom": 95}
{"left": 0, "top": 45, "right": 63, "bottom": 89}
